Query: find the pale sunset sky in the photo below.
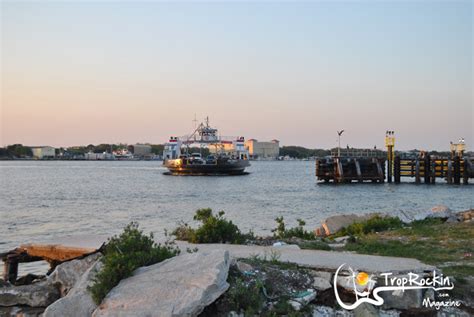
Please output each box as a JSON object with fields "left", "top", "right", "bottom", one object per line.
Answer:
{"left": 1, "top": 1, "right": 472, "bottom": 150}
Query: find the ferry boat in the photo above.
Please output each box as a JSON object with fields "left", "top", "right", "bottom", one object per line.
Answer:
{"left": 163, "top": 118, "right": 250, "bottom": 175}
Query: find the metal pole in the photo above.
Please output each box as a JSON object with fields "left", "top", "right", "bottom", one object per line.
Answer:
{"left": 338, "top": 135, "right": 341, "bottom": 157}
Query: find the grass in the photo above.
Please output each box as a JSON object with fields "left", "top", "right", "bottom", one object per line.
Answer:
{"left": 88, "top": 222, "right": 180, "bottom": 304}
{"left": 343, "top": 220, "right": 474, "bottom": 303}
{"left": 333, "top": 215, "right": 404, "bottom": 237}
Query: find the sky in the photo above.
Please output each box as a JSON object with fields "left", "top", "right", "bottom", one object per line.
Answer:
{"left": 1, "top": 1, "right": 472, "bottom": 150}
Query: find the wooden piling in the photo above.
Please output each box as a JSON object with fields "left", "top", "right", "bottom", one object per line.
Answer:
{"left": 463, "top": 158, "right": 469, "bottom": 185}
{"left": 454, "top": 156, "right": 461, "bottom": 184}
{"left": 415, "top": 159, "right": 421, "bottom": 184}
{"left": 3, "top": 255, "right": 19, "bottom": 283}
{"left": 424, "top": 155, "right": 430, "bottom": 184}
{"left": 431, "top": 160, "right": 436, "bottom": 184}
{"left": 394, "top": 156, "right": 401, "bottom": 183}
{"left": 447, "top": 160, "right": 453, "bottom": 184}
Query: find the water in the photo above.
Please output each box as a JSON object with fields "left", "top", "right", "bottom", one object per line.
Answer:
{"left": 1, "top": 160, "right": 472, "bottom": 255}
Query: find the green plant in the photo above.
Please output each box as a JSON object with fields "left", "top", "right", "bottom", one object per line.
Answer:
{"left": 88, "top": 222, "right": 180, "bottom": 304}
{"left": 336, "top": 215, "right": 404, "bottom": 237}
{"left": 172, "top": 208, "right": 252, "bottom": 244}
{"left": 272, "top": 217, "right": 316, "bottom": 240}
{"left": 227, "top": 278, "right": 264, "bottom": 315}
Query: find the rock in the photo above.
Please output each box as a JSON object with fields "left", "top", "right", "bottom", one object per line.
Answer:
{"left": 311, "top": 271, "right": 333, "bottom": 282}
{"left": 47, "top": 253, "right": 102, "bottom": 296}
{"left": 289, "top": 289, "right": 317, "bottom": 310}
{"left": 312, "top": 305, "right": 354, "bottom": 317}
{"left": 334, "top": 236, "right": 350, "bottom": 243}
{"left": 380, "top": 288, "right": 423, "bottom": 310}
{"left": 354, "top": 302, "right": 380, "bottom": 317}
{"left": 336, "top": 275, "right": 353, "bottom": 291}
{"left": 43, "top": 258, "right": 103, "bottom": 317}
{"left": 379, "top": 310, "right": 400, "bottom": 317}
{"left": 313, "top": 277, "right": 332, "bottom": 291}
{"left": 93, "top": 250, "right": 230, "bottom": 317}
{"left": 0, "top": 279, "right": 60, "bottom": 307}
{"left": 437, "top": 307, "right": 471, "bottom": 317}
{"left": 317, "top": 213, "right": 380, "bottom": 236}
{"left": 456, "top": 209, "right": 474, "bottom": 222}
{"left": 0, "top": 253, "right": 101, "bottom": 308}
{"left": 427, "top": 205, "right": 453, "bottom": 219}
{"left": 235, "top": 261, "right": 254, "bottom": 275}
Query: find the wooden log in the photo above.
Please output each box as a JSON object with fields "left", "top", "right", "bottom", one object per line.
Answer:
{"left": 17, "top": 244, "right": 97, "bottom": 263}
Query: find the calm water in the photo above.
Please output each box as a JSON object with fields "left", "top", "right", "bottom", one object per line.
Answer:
{"left": 1, "top": 160, "right": 473, "bottom": 253}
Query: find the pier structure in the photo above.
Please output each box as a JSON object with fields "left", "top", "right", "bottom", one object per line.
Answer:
{"left": 316, "top": 133, "right": 473, "bottom": 184}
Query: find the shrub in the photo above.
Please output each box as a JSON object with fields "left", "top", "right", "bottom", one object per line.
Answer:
{"left": 89, "top": 222, "right": 180, "bottom": 304}
{"left": 172, "top": 208, "right": 251, "bottom": 244}
{"left": 337, "top": 215, "right": 403, "bottom": 237}
{"left": 272, "top": 217, "right": 316, "bottom": 240}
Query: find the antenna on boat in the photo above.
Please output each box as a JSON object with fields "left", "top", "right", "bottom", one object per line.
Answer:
{"left": 193, "top": 114, "right": 198, "bottom": 141}
{"left": 193, "top": 114, "right": 198, "bottom": 130}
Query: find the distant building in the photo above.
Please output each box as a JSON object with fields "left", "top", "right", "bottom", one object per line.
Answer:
{"left": 245, "top": 139, "right": 279, "bottom": 159}
{"left": 128, "top": 144, "right": 152, "bottom": 157}
{"left": 31, "top": 146, "right": 55, "bottom": 159}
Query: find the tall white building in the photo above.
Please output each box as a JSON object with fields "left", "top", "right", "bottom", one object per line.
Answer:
{"left": 31, "top": 146, "right": 55, "bottom": 159}
{"left": 244, "top": 139, "right": 279, "bottom": 159}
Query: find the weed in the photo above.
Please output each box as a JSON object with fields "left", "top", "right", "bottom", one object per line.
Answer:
{"left": 88, "top": 222, "right": 180, "bottom": 304}
{"left": 272, "top": 217, "right": 316, "bottom": 240}
{"left": 172, "top": 208, "right": 253, "bottom": 244}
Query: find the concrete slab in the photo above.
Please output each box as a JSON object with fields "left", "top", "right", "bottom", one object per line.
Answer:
{"left": 174, "top": 241, "right": 434, "bottom": 273}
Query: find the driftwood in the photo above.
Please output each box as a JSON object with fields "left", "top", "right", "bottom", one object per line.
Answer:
{"left": 1, "top": 243, "right": 104, "bottom": 284}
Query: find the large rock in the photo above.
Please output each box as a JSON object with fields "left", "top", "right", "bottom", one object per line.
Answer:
{"left": 427, "top": 205, "right": 453, "bottom": 220}
{"left": 0, "top": 280, "right": 60, "bottom": 307}
{"left": 43, "top": 258, "right": 103, "bottom": 317}
{"left": 93, "top": 250, "right": 230, "bottom": 317}
{"left": 47, "top": 253, "right": 102, "bottom": 296}
{"left": 316, "top": 213, "right": 380, "bottom": 236}
{"left": 0, "top": 253, "right": 101, "bottom": 308}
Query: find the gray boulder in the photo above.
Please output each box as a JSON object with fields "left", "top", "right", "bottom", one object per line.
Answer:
{"left": 0, "top": 280, "right": 60, "bottom": 307}
{"left": 93, "top": 250, "right": 230, "bottom": 317}
{"left": 313, "top": 277, "right": 332, "bottom": 291}
{"left": 47, "top": 253, "right": 102, "bottom": 296}
{"left": 427, "top": 205, "right": 453, "bottom": 219}
{"left": 0, "top": 253, "right": 100, "bottom": 308}
{"left": 318, "top": 213, "right": 380, "bottom": 236}
{"left": 43, "top": 258, "right": 103, "bottom": 317}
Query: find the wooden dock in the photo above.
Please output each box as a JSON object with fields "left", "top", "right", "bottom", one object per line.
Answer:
{"left": 316, "top": 155, "right": 473, "bottom": 184}
{"left": 316, "top": 157, "right": 386, "bottom": 183}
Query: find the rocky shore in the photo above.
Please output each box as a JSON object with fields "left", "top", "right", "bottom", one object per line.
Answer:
{"left": 1, "top": 207, "right": 472, "bottom": 317}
